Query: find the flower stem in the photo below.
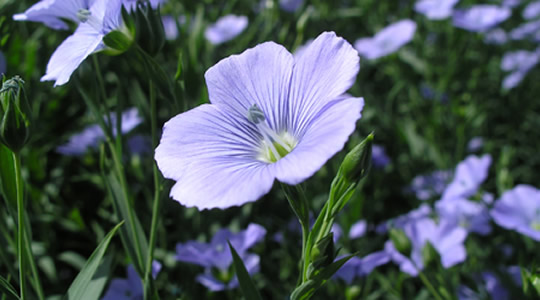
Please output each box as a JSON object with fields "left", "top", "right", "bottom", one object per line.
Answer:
{"left": 418, "top": 271, "right": 444, "bottom": 300}
{"left": 143, "top": 80, "right": 162, "bottom": 299}
{"left": 300, "top": 221, "right": 310, "bottom": 283}
{"left": 13, "top": 151, "right": 26, "bottom": 299}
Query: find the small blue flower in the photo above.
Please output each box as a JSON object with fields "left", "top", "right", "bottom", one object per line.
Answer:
{"left": 333, "top": 251, "right": 390, "bottom": 284}
{"left": 101, "top": 261, "right": 162, "bottom": 300}
{"left": 453, "top": 5, "right": 511, "bottom": 32}
{"left": 414, "top": 0, "right": 459, "bottom": 20}
{"left": 349, "top": 220, "right": 367, "bottom": 239}
{"left": 279, "top": 0, "right": 303, "bottom": 12}
{"left": 491, "top": 184, "right": 540, "bottom": 241}
{"left": 175, "top": 224, "right": 266, "bottom": 291}
{"left": 385, "top": 216, "right": 467, "bottom": 276}
{"left": 523, "top": 1, "right": 540, "bottom": 20}
{"left": 155, "top": 32, "right": 363, "bottom": 209}
{"left": 354, "top": 20, "right": 417, "bottom": 60}
{"left": 509, "top": 20, "right": 540, "bottom": 41}
{"left": 57, "top": 108, "right": 142, "bottom": 155}
{"left": 204, "top": 15, "right": 248, "bottom": 45}
{"left": 440, "top": 154, "right": 491, "bottom": 202}
{"left": 436, "top": 197, "right": 492, "bottom": 235}
{"left": 467, "top": 137, "right": 484, "bottom": 152}
{"left": 484, "top": 28, "right": 508, "bottom": 45}
{"left": 161, "top": 15, "right": 185, "bottom": 40}
{"left": 500, "top": 49, "right": 540, "bottom": 89}
{"left": 38, "top": 0, "right": 126, "bottom": 86}
{"left": 410, "top": 170, "right": 452, "bottom": 201}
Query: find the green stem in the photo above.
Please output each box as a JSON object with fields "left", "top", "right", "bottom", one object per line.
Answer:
{"left": 300, "top": 222, "right": 310, "bottom": 283}
{"left": 108, "top": 142, "right": 146, "bottom": 272}
{"left": 13, "top": 152, "right": 26, "bottom": 299}
{"left": 143, "top": 80, "right": 162, "bottom": 299}
{"left": 418, "top": 271, "right": 444, "bottom": 300}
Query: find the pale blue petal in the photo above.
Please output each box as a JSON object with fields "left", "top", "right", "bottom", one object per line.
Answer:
{"left": 101, "top": 279, "right": 133, "bottom": 300}
{"left": 359, "top": 250, "right": 391, "bottom": 275}
{"left": 155, "top": 104, "right": 275, "bottom": 209}
{"left": 41, "top": 23, "right": 104, "bottom": 86}
{"left": 453, "top": 5, "right": 510, "bottom": 32}
{"left": 205, "top": 15, "right": 248, "bottom": 45}
{"left": 13, "top": 0, "right": 93, "bottom": 30}
{"left": 273, "top": 97, "right": 363, "bottom": 185}
{"left": 354, "top": 20, "right": 416, "bottom": 60}
{"left": 523, "top": 1, "right": 540, "bottom": 20}
{"left": 289, "top": 32, "right": 360, "bottom": 135}
{"left": 414, "top": 0, "right": 459, "bottom": 20}
{"left": 441, "top": 154, "right": 491, "bottom": 201}
{"left": 204, "top": 42, "right": 294, "bottom": 131}
{"left": 349, "top": 220, "right": 367, "bottom": 239}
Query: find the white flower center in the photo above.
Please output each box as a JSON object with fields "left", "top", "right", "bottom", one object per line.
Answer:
{"left": 247, "top": 104, "right": 297, "bottom": 163}
{"left": 77, "top": 9, "right": 102, "bottom": 32}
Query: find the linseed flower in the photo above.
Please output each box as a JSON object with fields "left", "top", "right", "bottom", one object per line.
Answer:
{"left": 204, "top": 15, "right": 248, "bottom": 45}
{"left": 39, "top": 0, "right": 126, "bottom": 86}
{"left": 414, "top": 0, "right": 459, "bottom": 20}
{"left": 155, "top": 32, "right": 363, "bottom": 209}
{"left": 354, "top": 20, "right": 416, "bottom": 60}
{"left": 101, "top": 261, "right": 162, "bottom": 300}
{"left": 491, "top": 185, "right": 540, "bottom": 241}
{"left": 13, "top": 0, "right": 94, "bottom": 30}
{"left": 453, "top": 5, "right": 511, "bottom": 32}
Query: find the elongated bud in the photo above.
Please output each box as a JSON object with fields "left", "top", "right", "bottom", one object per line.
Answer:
{"left": 0, "top": 76, "right": 30, "bottom": 152}
{"left": 389, "top": 228, "right": 411, "bottom": 257}
{"left": 422, "top": 241, "right": 440, "bottom": 268}
{"left": 340, "top": 133, "right": 373, "bottom": 183}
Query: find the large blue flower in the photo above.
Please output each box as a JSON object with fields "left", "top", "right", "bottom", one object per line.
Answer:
{"left": 13, "top": 0, "right": 95, "bottom": 30}
{"left": 155, "top": 32, "right": 363, "bottom": 209}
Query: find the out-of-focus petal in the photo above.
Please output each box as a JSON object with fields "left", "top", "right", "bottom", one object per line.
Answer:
{"left": 349, "top": 220, "right": 367, "bottom": 239}
{"left": 354, "top": 20, "right": 416, "bottom": 60}
{"left": 441, "top": 154, "right": 491, "bottom": 201}
{"left": 414, "top": 0, "right": 459, "bottom": 20}
{"left": 13, "top": 0, "right": 92, "bottom": 30}
{"left": 205, "top": 15, "right": 248, "bottom": 45}
{"left": 453, "top": 5, "right": 510, "bottom": 32}
{"left": 523, "top": 1, "right": 540, "bottom": 19}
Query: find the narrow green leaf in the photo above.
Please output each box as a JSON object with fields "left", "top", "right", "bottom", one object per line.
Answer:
{"left": 228, "top": 242, "right": 262, "bottom": 300}
{"left": 0, "top": 276, "right": 19, "bottom": 300}
{"left": 105, "top": 172, "right": 148, "bottom": 275}
{"left": 64, "top": 221, "right": 123, "bottom": 300}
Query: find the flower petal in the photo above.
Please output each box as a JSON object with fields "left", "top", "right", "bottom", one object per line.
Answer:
{"left": 13, "top": 0, "right": 92, "bottom": 30}
{"left": 204, "top": 42, "right": 294, "bottom": 131}
{"left": 288, "top": 32, "right": 360, "bottom": 136}
{"left": 155, "top": 104, "right": 275, "bottom": 209}
{"left": 273, "top": 97, "right": 364, "bottom": 185}
{"left": 41, "top": 23, "right": 103, "bottom": 86}
{"left": 205, "top": 15, "right": 248, "bottom": 45}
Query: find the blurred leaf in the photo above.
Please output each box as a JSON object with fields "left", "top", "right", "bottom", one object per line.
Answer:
{"left": 228, "top": 242, "right": 262, "bottom": 300}
{"left": 0, "top": 275, "right": 19, "bottom": 300}
{"left": 63, "top": 221, "right": 123, "bottom": 300}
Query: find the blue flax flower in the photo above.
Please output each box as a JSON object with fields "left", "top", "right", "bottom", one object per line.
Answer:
{"left": 414, "top": 0, "right": 459, "bottom": 20}
{"left": 484, "top": 28, "right": 508, "bottom": 45}
{"left": 102, "top": 261, "right": 162, "bottom": 300}
{"left": 280, "top": 0, "right": 304, "bottom": 12}
{"left": 354, "top": 20, "right": 417, "bottom": 60}
{"left": 349, "top": 220, "right": 367, "bottom": 239}
{"left": 436, "top": 197, "right": 492, "bottom": 235}
{"left": 523, "top": 1, "right": 540, "bottom": 19}
{"left": 39, "top": 0, "right": 125, "bottom": 86}
{"left": 440, "top": 154, "right": 491, "bottom": 202}
{"left": 509, "top": 20, "right": 540, "bottom": 41}
{"left": 333, "top": 251, "right": 390, "bottom": 284}
{"left": 453, "top": 5, "right": 511, "bottom": 32}
{"left": 385, "top": 216, "right": 467, "bottom": 276}
{"left": 204, "top": 15, "right": 248, "bottom": 45}
{"left": 57, "top": 107, "right": 142, "bottom": 155}
{"left": 500, "top": 49, "right": 540, "bottom": 89}
{"left": 175, "top": 224, "right": 266, "bottom": 291}
{"left": 155, "top": 32, "right": 363, "bottom": 209}
{"left": 410, "top": 170, "right": 452, "bottom": 201}
{"left": 491, "top": 184, "right": 540, "bottom": 241}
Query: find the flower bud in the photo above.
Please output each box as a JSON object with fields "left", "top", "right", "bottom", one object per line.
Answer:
{"left": 308, "top": 232, "right": 335, "bottom": 278}
{"left": 389, "top": 228, "right": 411, "bottom": 257}
{"left": 0, "top": 76, "right": 30, "bottom": 152}
{"left": 133, "top": 1, "right": 165, "bottom": 56}
{"left": 422, "top": 241, "right": 440, "bottom": 269}
{"left": 340, "top": 133, "right": 373, "bottom": 183}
